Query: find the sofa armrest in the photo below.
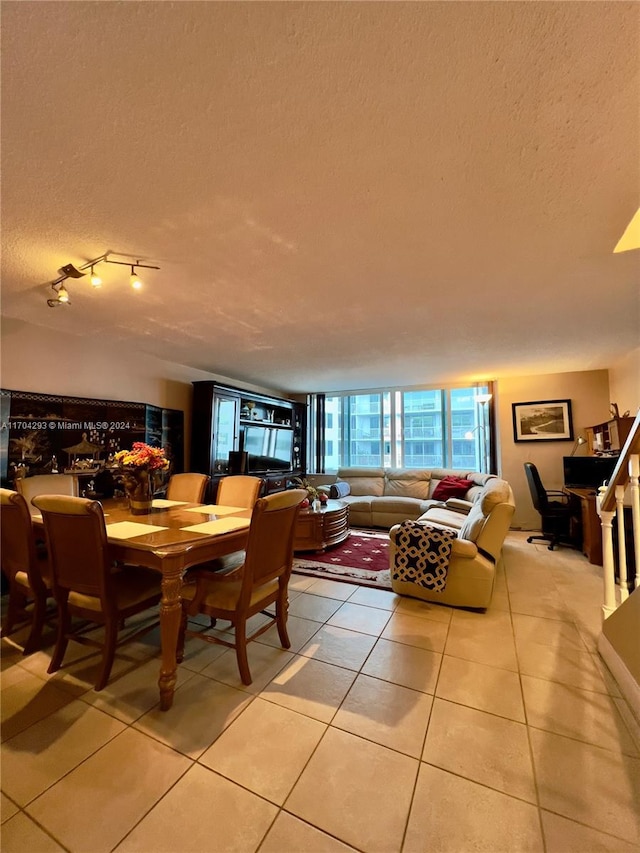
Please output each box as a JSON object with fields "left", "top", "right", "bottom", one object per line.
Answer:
{"left": 450, "top": 538, "right": 478, "bottom": 559}
{"left": 316, "top": 485, "right": 331, "bottom": 496}
{"left": 445, "top": 498, "right": 474, "bottom": 514}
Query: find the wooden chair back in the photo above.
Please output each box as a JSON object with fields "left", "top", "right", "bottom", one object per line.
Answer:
{"left": 16, "top": 474, "right": 79, "bottom": 516}
{"left": 31, "top": 494, "right": 161, "bottom": 690}
{"left": 216, "top": 475, "right": 263, "bottom": 509}
{"left": 1, "top": 488, "right": 54, "bottom": 652}
{"left": 0, "top": 488, "right": 45, "bottom": 595}
{"left": 166, "top": 473, "right": 210, "bottom": 503}
{"left": 32, "top": 495, "right": 110, "bottom": 602}
{"left": 239, "top": 489, "right": 307, "bottom": 599}
{"left": 178, "top": 488, "right": 307, "bottom": 684}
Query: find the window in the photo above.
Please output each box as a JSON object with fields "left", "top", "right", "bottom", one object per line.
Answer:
{"left": 315, "top": 385, "right": 492, "bottom": 472}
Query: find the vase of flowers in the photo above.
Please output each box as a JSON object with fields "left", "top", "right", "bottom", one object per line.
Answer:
{"left": 113, "top": 442, "right": 169, "bottom": 515}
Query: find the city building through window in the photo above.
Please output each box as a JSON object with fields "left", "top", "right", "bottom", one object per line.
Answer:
{"left": 308, "top": 385, "right": 493, "bottom": 472}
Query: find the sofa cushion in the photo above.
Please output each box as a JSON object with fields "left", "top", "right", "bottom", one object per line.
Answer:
{"left": 432, "top": 476, "right": 474, "bottom": 501}
{"left": 458, "top": 502, "right": 487, "bottom": 543}
{"left": 383, "top": 469, "right": 431, "bottom": 500}
{"left": 341, "top": 495, "right": 373, "bottom": 512}
{"left": 338, "top": 467, "right": 385, "bottom": 497}
{"left": 330, "top": 481, "right": 351, "bottom": 499}
{"left": 372, "top": 496, "right": 429, "bottom": 515}
{"left": 479, "top": 479, "right": 511, "bottom": 512}
{"left": 419, "top": 506, "right": 467, "bottom": 530}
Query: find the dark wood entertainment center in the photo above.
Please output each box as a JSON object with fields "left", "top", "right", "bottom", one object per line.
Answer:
{"left": 190, "top": 382, "right": 306, "bottom": 500}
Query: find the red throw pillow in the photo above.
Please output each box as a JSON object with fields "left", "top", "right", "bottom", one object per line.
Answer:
{"left": 432, "top": 476, "right": 474, "bottom": 501}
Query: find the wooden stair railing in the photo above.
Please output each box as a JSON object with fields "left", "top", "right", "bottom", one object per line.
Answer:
{"left": 596, "top": 409, "right": 640, "bottom": 619}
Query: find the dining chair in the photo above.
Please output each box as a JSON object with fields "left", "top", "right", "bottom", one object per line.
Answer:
{"left": 16, "top": 474, "right": 79, "bottom": 516}
{"left": 0, "top": 488, "right": 55, "bottom": 654}
{"left": 216, "top": 475, "right": 263, "bottom": 509}
{"left": 165, "top": 472, "right": 210, "bottom": 503}
{"left": 192, "top": 474, "right": 264, "bottom": 578}
{"left": 177, "top": 488, "right": 307, "bottom": 684}
{"left": 32, "top": 494, "right": 162, "bottom": 691}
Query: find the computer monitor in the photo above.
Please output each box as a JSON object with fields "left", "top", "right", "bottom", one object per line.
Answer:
{"left": 563, "top": 456, "right": 617, "bottom": 490}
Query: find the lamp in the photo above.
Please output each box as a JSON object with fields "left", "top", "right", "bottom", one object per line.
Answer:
{"left": 89, "top": 265, "right": 102, "bottom": 288}
{"left": 472, "top": 391, "right": 493, "bottom": 473}
{"left": 129, "top": 265, "right": 143, "bottom": 290}
{"left": 570, "top": 436, "right": 587, "bottom": 456}
{"left": 45, "top": 252, "right": 160, "bottom": 307}
{"left": 47, "top": 282, "right": 71, "bottom": 307}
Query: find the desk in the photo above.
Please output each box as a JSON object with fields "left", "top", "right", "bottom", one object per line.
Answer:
{"left": 565, "top": 487, "right": 602, "bottom": 565}
{"left": 35, "top": 498, "right": 251, "bottom": 710}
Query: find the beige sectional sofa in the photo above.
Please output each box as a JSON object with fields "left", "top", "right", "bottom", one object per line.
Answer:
{"left": 316, "top": 467, "right": 515, "bottom": 609}
{"left": 316, "top": 467, "right": 496, "bottom": 528}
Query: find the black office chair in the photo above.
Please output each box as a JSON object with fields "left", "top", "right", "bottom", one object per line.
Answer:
{"left": 524, "top": 462, "right": 576, "bottom": 551}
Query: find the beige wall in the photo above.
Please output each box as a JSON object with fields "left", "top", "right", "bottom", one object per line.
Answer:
{"left": 608, "top": 348, "right": 640, "bottom": 419}
{"left": 0, "top": 318, "right": 283, "bottom": 466}
{"left": 497, "top": 370, "right": 611, "bottom": 529}
{"left": 2, "top": 318, "right": 632, "bottom": 530}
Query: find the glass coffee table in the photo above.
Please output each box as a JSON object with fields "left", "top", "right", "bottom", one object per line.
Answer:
{"left": 293, "top": 499, "right": 350, "bottom": 553}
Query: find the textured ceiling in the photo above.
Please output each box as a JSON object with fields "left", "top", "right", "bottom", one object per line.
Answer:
{"left": 1, "top": 2, "right": 639, "bottom": 394}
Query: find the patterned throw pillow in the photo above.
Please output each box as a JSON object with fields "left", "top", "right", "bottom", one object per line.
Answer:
{"left": 432, "top": 476, "right": 473, "bottom": 501}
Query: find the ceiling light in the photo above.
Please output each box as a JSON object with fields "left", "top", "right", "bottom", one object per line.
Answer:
{"left": 90, "top": 265, "right": 102, "bottom": 288}
{"left": 130, "top": 266, "right": 143, "bottom": 290}
{"left": 44, "top": 252, "right": 159, "bottom": 307}
{"left": 47, "top": 282, "right": 71, "bottom": 307}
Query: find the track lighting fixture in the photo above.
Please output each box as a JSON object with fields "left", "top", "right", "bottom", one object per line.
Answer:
{"left": 45, "top": 251, "right": 160, "bottom": 307}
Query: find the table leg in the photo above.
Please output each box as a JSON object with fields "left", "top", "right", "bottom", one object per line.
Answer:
{"left": 158, "top": 564, "right": 183, "bottom": 711}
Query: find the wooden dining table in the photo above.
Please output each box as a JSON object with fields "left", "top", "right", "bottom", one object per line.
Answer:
{"left": 35, "top": 497, "right": 252, "bottom": 710}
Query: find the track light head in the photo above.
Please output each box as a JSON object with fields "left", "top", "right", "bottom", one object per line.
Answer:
{"left": 90, "top": 265, "right": 102, "bottom": 288}
{"left": 47, "top": 282, "right": 71, "bottom": 307}
{"left": 130, "top": 266, "right": 143, "bottom": 290}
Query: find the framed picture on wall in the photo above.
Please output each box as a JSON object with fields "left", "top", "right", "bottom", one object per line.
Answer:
{"left": 512, "top": 399, "right": 574, "bottom": 442}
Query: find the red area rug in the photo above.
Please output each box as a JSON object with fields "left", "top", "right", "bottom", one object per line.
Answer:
{"left": 292, "top": 529, "right": 392, "bottom": 590}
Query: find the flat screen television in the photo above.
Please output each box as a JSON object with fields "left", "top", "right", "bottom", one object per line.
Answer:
{"left": 563, "top": 456, "right": 617, "bottom": 490}
{"left": 242, "top": 425, "right": 293, "bottom": 473}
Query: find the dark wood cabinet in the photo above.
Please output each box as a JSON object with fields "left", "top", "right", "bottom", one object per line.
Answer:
{"left": 190, "top": 382, "right": 306, "bottom": 499}
{"left": 0, "top": 388, "right": 184, "bottom": 485}
{"left": 586, "top": 417, "right": 634, "bottom": 455}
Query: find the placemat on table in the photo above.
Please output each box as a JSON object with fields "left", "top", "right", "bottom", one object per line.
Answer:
{"left": 106, "top": 521, "right": 169, "bottom": 539}
{"left": 183, "top": 504, "right": 247, "bottom": 516}
{"left": 181, "top": 517, "right": 251, "bottom": 535}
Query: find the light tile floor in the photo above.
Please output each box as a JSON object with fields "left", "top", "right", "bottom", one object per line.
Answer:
{"left": 1, "top": 532, "right": 639, "bottom": 852}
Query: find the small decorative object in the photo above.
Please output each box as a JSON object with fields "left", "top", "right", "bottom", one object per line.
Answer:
{"left": 291, "top": 477, "right": 319, "bottom": 504}
{"left": 113, "top": 442, "right": 169, "bottom": 515}
{"left": 312, "top": 498, "right": 322, "bottom": 512}
{"left": 610, "top": 402, "right": 620, "bottom": 420}
{"left": 319, "top": 492, "right": 328, "bottom": 505}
